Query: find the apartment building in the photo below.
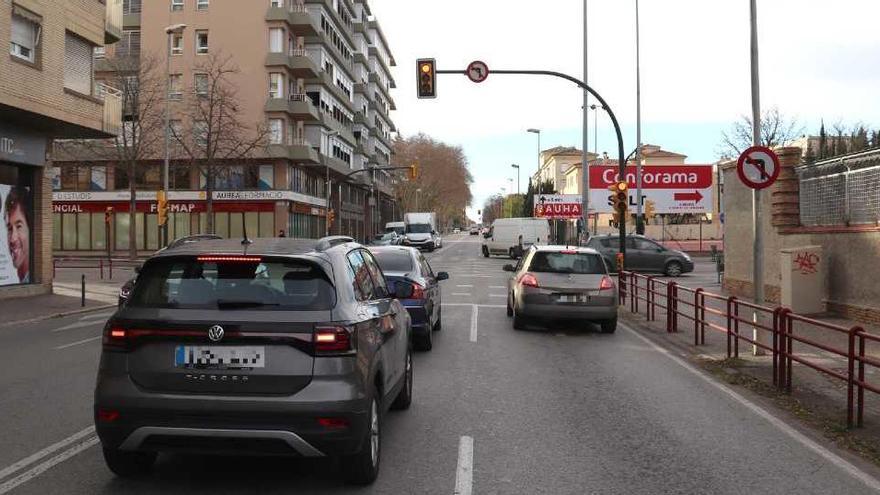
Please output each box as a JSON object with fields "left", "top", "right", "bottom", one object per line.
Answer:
{"left": 0, "top": 0, "right": 121, "bottom": 298}
{"left": 51, "top": 0, "right": 399, "bottom": 254}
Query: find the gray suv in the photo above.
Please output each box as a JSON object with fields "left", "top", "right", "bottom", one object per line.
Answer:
{"left": 587, "top": 234, "right": 694, "bottom": 276}
{"left": 95, "top": 237, "right": 414, "bottom": 485}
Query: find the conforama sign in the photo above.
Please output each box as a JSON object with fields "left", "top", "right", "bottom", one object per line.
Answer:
{"left": 589, "top": 165, "right": 714, "bottom": 214}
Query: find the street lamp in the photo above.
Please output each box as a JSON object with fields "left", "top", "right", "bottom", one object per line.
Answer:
{"left": 589, "top": 104, "right": 604, "bottom": 155}
{"left": 511, "top": 164, "right": 520, "bottom": 195}
{"left": 324, "top": 130, "right": 339, "bottom": 236}
{"left": 526, "top": 128, "right": 541, "bottom": 180}
{"left": 162, "top": 23, "right": 186, "bottom": 246}
{"left": 415, "top": 188, "right": 422, "bottom": 211}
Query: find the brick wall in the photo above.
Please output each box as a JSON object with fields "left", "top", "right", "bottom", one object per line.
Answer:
{"left": 722, "top": 277, "right": 781, "bottom": 305}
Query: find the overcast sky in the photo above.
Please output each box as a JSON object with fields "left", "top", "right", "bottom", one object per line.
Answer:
{"left": 370, "top": 0, "right": 880, "bottom": 220}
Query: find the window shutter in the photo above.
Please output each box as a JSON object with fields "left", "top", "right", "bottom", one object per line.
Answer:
{"left": 11, "top": 17, "right": 35, "bottom": 49}
{"left": 64, "top": 33, "right": 93, "bottom": 95}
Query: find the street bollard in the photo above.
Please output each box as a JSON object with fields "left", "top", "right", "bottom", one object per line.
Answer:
{"left": 81, "top": 274, "right": 86, "bottom": 307}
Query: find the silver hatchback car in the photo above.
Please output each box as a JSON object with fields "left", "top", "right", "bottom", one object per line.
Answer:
{"left": 504, "top": 245, "right": 618, "bottom": 333}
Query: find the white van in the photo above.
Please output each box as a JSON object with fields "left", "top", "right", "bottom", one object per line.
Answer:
{"left": 482, "top": 218, "right": 550, "bottom": 258}
{"left": 385, "top": 221, "right": 405, "bottom": 236}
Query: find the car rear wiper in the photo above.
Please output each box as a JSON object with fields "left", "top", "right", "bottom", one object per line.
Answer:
{"left": 216, "top": 300, "right": 280, "bottom": 309}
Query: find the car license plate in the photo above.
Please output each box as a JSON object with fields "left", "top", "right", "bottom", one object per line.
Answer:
{"left": 174, "top": 346, "right": 266, "bottom": 369}
{"left": 556, "top": 294, "right": 589, "bottom": 303}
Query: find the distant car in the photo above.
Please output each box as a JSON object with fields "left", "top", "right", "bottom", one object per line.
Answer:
{"left": 469, "top": 227, "right": 479, "bottom": 236}
{"left": 453, "top": 228, "right": 461, "bottom": 234}
{"left": 370, "top": 232, "right": 400, "bottom": 246}
{"left": 504, "top": 245, "right": 618, "bottom": 333}
{"left": 95, "top": 237, "right": 414, "bottom": 485}
{"left": 586, "top": 234, "right": 693, "bottom": 277}
{"left": 369, "top": 246, "right": 449, "bottom": 351}
{"left": 433, "top": 233, "right": 443, "bottom": 249}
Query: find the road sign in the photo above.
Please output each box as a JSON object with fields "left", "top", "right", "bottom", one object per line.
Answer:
{"left": 535, "top": 194, "right": 582, "bottom": 219}
{"left": 466, "top": 61, "right": 489, "bottom": 83}
{"left": 589, "top": 165, "right": 714, "bottom": 214}
{"left": 736, "top": 146, "right": 780, "bottom": 190}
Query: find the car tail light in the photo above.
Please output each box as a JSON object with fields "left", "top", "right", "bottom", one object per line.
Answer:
{"left": 314, "top": 326, "right": 356, "bottom": 354}
{"left": 97, "top": 409, "right": 120, "bottom": 423}
{"left": 599, "top": 276, "right": 615, "bottom": 290}
{"left": 102, "top": 325, "right": 130, "bottom": 351}
{"left": 196, "top": 255, "right": 262, "bottom": 263}
{"left": 519, "top": 273, "right": 539, "bottom": 288}
{"left": 317, "top": 417, "right": 350, "bottom": 430}
{"left": 408, "top": 282, "right": 427, "bottom": 300}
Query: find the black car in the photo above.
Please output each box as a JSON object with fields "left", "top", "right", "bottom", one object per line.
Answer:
{"left": 95, "top": 237, "right": 414, "bottom": 485}
{"left": 586, "top": 234, "right": 694, "bottom": 276}
{"left": 369, "top": 246, "right": 448, "bottom": 351}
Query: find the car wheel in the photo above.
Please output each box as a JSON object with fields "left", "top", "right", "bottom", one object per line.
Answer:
{"left": 665, "top": 261, "right": 683, "bottom": 277}
{"left": 343, "top": 392, "right": 381, "bottom": 485}
{"left": 506, "top": 295, "right": 513, "bottom": 317}
{"left": 600, "top": 318, "right": 618, "bottom": 334}
{"left": 433, "top": 308, "right": 442, "bottom": 331}
{"left": 391, "top": 350, "right": 413, "bottom": 409}
{"left": 482, "top": 246, "right": 490, "bottom": 258}
{"left": 508, "top": 248, "right": 516, "bottom": 259}
{"left": 415, "top": 327, "right": 433, "bottom": 351}
{"left": 513, "top": 305, "right": 527, "bottom": 330}
{"left": 102, "top": 447, "right": 156, "bottom": 478}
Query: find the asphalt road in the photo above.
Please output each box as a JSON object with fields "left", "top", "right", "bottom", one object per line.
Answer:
{"left": 1, "top": 235, "right": 879, "bottom": 494}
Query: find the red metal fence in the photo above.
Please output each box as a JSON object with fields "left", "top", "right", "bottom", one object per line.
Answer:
{"left": 619, "top": 271, "right": 873, "bottom": 428}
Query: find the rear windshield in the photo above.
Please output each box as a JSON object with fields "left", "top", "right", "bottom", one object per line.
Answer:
{"left": 371, "top": 250, "right": 414, "bottom": 273}
{"left": 406, "top": 224, "right": 432, "bottom": 234}
{"left": 527, "top": 252, "right": 606, "bottom": 275}
{"left": 127, "top": 257, "right": 336, "bottom": 310}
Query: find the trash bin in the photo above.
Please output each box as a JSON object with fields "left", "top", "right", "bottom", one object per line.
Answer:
{"left": 780, "top": 246, "right": 824, "bottom": 314}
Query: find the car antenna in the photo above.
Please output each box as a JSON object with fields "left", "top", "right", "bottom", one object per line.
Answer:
{"left": 241, "top": 214, "right": 253, "bottom": 247}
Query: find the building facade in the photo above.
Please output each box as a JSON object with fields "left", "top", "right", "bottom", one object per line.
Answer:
{"left": 51, "top": 0, "right": 398, "bottom": 254}
{"left": 0, "top": 0, "right": 122, "bottom": 297}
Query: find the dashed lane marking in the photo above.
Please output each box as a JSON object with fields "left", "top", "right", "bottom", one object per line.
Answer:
{"left": 51, "top": 320, "right": 104, "bottom": 333}
{"left": 451, "top": 293, "right": 472, "bottom": 296}
{"left": 455, "top": 285, "right": 474, "bottom": 288}
{"left": 470, "top": 305, "right": 478, "bottom": 342}
{"left": 454, "top": 436, "right": 474, "bottom": 495}
{"left": 54, "top": 336, "right": 101, "bottom": 350}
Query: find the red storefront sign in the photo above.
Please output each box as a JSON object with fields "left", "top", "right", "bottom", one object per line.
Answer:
{"left": 534, "top": 194, "right": 583, "bottom": 220}
{"left": 53, "top": 201, "right": 277, "bottom": 214}
{"left": 589, "top": 165, "right": 713, "bottom": 189}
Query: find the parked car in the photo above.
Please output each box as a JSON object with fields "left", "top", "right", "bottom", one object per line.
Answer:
{"left": 586, "top": 234, "right": 693, "bottom": 276}
{"left": 95, "top": 237, "right": 414, "bottom": 485}
{"left": 453, "top": 228, "right": 461, "bottom": 234}
{"left": 369, "top": 246, "right": 449, "bottom": 351}
{"left": 482, "top": 217, "right": 550, "bottom": 259}
{"left": 370, "top": 232, "right": 401, "bottom": 246}
{"left": 469, "top": 226, "right": 480, "bottom": 236}
{"left": 504, "top": 245, "right": 618, "bottom": 333}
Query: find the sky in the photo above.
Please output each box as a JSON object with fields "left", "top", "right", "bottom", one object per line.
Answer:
{"left": 369, "top": 0, "right": 880, "bottom": 221}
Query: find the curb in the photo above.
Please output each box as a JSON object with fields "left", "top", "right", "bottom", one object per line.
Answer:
{"left": 0, "top": 303, "right": 116, "bottom": 329}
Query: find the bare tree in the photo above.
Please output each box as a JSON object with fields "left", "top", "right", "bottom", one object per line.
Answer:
{"left": 56, "top": 55, "right": 166, "bottom": 260}
{"left": 170, "top": 53, "right": 269, "bottom": 233}
{"left": 719, "top": 107, "right": 803, "bottom": 159}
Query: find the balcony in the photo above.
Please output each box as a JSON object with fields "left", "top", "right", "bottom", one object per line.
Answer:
{"left": 266, "top": 4, "right": 320, "bottom": 36}
{"left": 265, "top": 94, "right": 320, "bottom": 121}
{"left": 267, "top": 139, "right": 321, "bottom": 164}
{"left": 105, "top": 0, "right": 123, "bottom": 44}
{"left": 100, "top": 85, "right": 123, "bottom": 136}
{"left": 265, "top": 51, "right": 319, "bottom": 79}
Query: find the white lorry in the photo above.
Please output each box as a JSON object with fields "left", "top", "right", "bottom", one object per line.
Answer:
{"left": 402, "top": 212, "right": 439, "bottom": 251}
{"left": 482, "top": 217, "right": 550, "bottom": 258}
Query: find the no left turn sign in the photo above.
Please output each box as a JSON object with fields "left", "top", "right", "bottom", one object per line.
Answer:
{"left": 736, "top": 145, "right": 780, "bottom": 190}
{"left": 467, "top": 61, "right": 489, "bottom": 83}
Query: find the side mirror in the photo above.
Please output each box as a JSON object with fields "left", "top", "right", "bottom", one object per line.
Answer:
{"left": 432, "top": 230, "right": 437, "bottom": 235}
{"left": 436, "top": 271, "right": 449, "bottom": 281}
{"left": 503, "top": 264, "right": 515, "bottom": 272}
{"left": 656, "top": 247, "right": 664, "bottom": 252}
{"left": 393, "top": 281, "right": 414, "bottom": 299}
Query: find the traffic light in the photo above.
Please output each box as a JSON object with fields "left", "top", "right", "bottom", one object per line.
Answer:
{"left": 157, "top": 190, "right": 169, "bottom": 226}
{"left": 644, "top": 199, "right": 656, "bottom": 221}
{"left": 409, "top": 163, "right": 419, "bottom": 180}
{"left": 416, "top": 59, "right": 436, "bottom": 99}
{"left": 610, "top": 181, "right": 629, "bottom": 215}
{"left": 104, "top": 206, "right": 113, "bottom": 225}
{"left": 327, "top": 208, "right": 336, "bottom": 227}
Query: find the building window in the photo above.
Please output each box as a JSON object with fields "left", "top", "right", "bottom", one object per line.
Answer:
{"left": 123, "top": 0, "right": 142, "bottom": 15}
{"left": 195, "top": 30, "right": 209, "bottom": 54}
{"left": 269, "top": 28, "right": 284, "bottom": 53}
{"left": 268, "top": 119, "right": 284, "bottom": 145}
{"left": 171, "top": 33, "right": 183, "bottom": 55}
{"left": 93, "top": 46, "right": 105, "bottom": 59}
{"left": 194, "top": 73, "right": 208, "bottom": 96}
{"left": 194, "top": 121, "right": 208, "bottom": 147}
{"left": 116, "top": 30, "right": 140, "bottom": 58}
{"left": 64, "top": 33, "right": 94, "bottom": 95}
{"left": 168, "top": 73, "right": 182, "bottom": 99}
{"left": 197, "top": 0, "right": 209, "bottom": 10}
{"left": 171, "top": 0, "right": 183, "bottom": 12}
{"left": 271, "top": 0, "right": 284, "bottom": 7}
{"left": 269, "top": 73, "right": 283, "bottom": 99}
{"left": 10, "top": 7, "right": 41, "bottom": 63}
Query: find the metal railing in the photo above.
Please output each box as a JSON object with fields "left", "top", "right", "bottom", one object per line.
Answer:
{"left": 619, "top": 271, "right": 875, "bottom": 428}
{"left": 99, "top": 84, "right": 123, "bottom": 136}
{"left": 798, "top": 149, "right": 880, "bottom": 226}
{"left": 289, "top": 93, "right": 308, "bottom": 102}
{"left": 106, "top": 0, "right": 123, "bottom": 38}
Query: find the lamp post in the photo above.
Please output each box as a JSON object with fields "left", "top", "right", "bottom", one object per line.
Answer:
{"left": 634, "top": 0, "right": 644, "bottom": 235}
{"left": 511, "top": 164, "right": 520, "bottom": 195}
{"left": 526, "top": 128, "right": 541, "bottom": 180}
{"left": 324, "top": 130, "right": 339, "bottom": 236}
{"left": 589, "top": 104, "right": 603, "bottom": 155}
{"left": 416, "top": 188, "right": 422, "bottom": 211}
{"left": 163, "top": 23, "right": 186, "bottom": 246}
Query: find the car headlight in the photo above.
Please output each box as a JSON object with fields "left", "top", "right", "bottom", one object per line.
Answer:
{"left": 682, "top": 253, "right": 692, "bottom": 261}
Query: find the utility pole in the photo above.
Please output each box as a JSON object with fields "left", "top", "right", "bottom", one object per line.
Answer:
{"left": 635, "top": 0, "right": 644, "bottom": 235}
{"left": 511, "top": 164, "right": 520, "bottom": 194}
{"left": 162, "top": 24, "right": 186, "bottom": 246}
{"left": 750, "top": 0, "right": 765, "bottom": 355}
{"left": 580, "top": 0, "right": 590, "bottom": 243}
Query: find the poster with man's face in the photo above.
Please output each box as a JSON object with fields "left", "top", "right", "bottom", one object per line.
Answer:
{"left": 0, "top": 184, "right": 32, "bottom": 286}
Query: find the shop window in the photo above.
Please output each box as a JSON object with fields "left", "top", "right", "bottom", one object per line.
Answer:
{"left": 214, "top": 212, "right": 229, "bottom": 238}
{"left": 62, "top": 213, "right": 78, "bottom": 250}
{"left": 229, "top": 212, "right": 244, "bottom": 239}
{"left": 259, "top": 212, "right": 274, "bottom": 237}
{"left": 146, "top": 213, "right": 158, "bottom": 250}
{"left": 91, "top": 213, "right": 106, "bottom": 250}
{"left": 52, "top": 214, "right": 62, "bottom": 250}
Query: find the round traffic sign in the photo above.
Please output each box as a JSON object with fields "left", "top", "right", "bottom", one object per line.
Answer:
{"left": 466, "top": 60, "right": 489, "bottom": 83}
{"left": 736, "top": 145, "right": 780, "bottom": 190}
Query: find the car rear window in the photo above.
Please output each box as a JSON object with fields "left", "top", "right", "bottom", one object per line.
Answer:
{"left": 127, "top": 257, "right": 336, "bottom": 310}
{"left": 527, "top": 252, "right": 606, "bottom": 275}
{"left": 371, "top": 250, "right": 414, "bottom": 273}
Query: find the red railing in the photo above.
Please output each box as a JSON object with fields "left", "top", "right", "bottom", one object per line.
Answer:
{"left": 619, "top": 270, "right": 876, "bottom": 428}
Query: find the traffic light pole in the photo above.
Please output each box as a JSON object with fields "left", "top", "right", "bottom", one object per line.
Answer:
{"left": 436, "top": 68, "right": 627, "bottom": 259}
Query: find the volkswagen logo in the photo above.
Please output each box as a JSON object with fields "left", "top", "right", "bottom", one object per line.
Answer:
{"left": 207, "top": 325, "right": 225, "bottom": 342}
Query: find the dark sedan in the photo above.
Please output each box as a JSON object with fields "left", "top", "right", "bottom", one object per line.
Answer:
{"left": 369, "top": 246, "right": 448, "bottom": 351}
{"left": 586, "top": 234, "right": 694, "bottom": 277}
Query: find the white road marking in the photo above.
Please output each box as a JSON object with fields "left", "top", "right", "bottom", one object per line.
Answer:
{"left": 489, "top": 285, "right": 506, "bottom": 289}
{"left": 51, "top": 320, "right": 104, "bottom": 333}
{"left": 54, "top": 336, "right": 101, "bottom": 350}
{"left": 451, "top": 293, "right": 472, "bottom": 296}
{"left": 0, "top": 426, "right": 95, "bottom": 483}
{"left": 0, "top": 436, "right": 99, "bottom": 494}
{"left": 489, "top": 294, "right": 506, "bottom": 298}
{"left": 470, "top": 305, "right": 479, "bottom": 342}
{"left": 442, "top": 303, "right": 505, "bottom": 308}
{"left": 79, "top": 311, "right": 114, "bottom": 321}
{"left": 454, "top": 436, "right": 474, "bottom": 495}
{"left": 621, "top": 322, "right": 880, "bottom": 492}
{"left": 456, "top": 285, "right": 474, "bottom": 288}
